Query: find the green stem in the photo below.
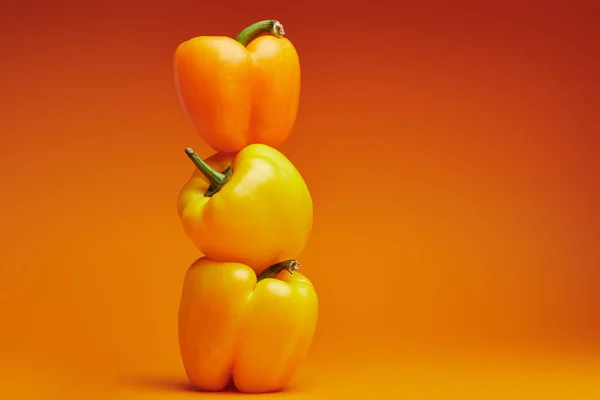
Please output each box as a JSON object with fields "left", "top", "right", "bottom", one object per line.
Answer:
{"left": 235, "top": 20, "right": 285, "bottom": 46}
{"left": 256, "top": 260, "right": 301, "bottom": 283}
{"left": 184, "top": 148, "right": 232, "bottom": 197}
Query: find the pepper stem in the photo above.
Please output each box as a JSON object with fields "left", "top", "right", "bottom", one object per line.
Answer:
{"left": 235, "top": 20, "right": 285, "bottom": 47}
{"left": 256, "top": 260, "right": 301, "bottom": 282}
{"left": 184, "top": 148, "right": 232, "bottom": 197}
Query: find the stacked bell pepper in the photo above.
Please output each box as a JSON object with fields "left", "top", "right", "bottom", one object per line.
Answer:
{"left": 173, "top": 20, "right": 318, "bottom": 394}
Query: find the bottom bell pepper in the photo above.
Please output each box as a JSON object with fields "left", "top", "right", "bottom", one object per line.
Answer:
{"left": 178, "top": 257, "right": 318, "bottom": 394}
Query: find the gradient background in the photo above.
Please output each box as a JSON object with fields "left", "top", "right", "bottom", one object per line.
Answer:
{"left": 1, "top": 0, "right": 599, "bottom": 398}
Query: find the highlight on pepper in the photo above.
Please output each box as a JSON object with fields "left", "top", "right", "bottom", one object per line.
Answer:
{"left": 177, "top": 143, "right": 313, "bottom": 274}
{"left": 178, "top": 257, "right": 319, "bottom": 394}
{"left": 174, "top": 19, "right": 301, "bottom": 153}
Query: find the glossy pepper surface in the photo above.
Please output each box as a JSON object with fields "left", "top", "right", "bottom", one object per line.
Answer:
{"left": 178, "top": 258, "right": 318, "bottom": 393}
{"left": 174, "top": 20, "right": 301, "bottom": 153}
{"left": 177, "top": 143, "right": 313, "bottom": 274}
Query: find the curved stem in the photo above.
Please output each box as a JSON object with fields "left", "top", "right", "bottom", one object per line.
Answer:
{"left": 235, "top": 20, "right": 285, "bottom": 46}
{"left": 184, "top": 148, "right": 232, "bottom": 197}
{"left": 256, "top": 260, "right": 300, "bottom": 282}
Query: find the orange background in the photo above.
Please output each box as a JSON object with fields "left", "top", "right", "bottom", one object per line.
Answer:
{"left": 1, "top": 0, "right": 599, "bottom": 398}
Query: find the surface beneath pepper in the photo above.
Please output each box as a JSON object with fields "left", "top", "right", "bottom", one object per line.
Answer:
{"left": 110, "top": 350, "right": 600, "bottom": 399}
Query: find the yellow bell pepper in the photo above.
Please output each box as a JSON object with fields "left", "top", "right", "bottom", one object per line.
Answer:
{"left": 178, "top": 257, "right": 318, "bottom": 393}
{"left": 177, "top": 144, "right": 313, "bottom": 274}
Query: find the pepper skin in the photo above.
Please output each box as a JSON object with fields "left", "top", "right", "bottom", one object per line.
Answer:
{"left": 177, "top": 143, "right": 313, "bottom": 274}
{"left": 174, "top": 19, "right": 301, "bottom": 153}
{"left": 178, "top": 258, "right": 318, "bottom": 393}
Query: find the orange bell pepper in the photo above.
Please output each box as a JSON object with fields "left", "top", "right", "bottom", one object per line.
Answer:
{"left": 177, "top": 144, "right": 313, "bottom": 274}
{"left": 174, "top": 19, "right": 301, "bottom": 153}
{"left": 178, "top": 258, "right": 318, "bottom": 393}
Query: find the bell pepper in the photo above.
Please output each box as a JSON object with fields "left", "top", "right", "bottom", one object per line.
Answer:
{"left": 177, "top": 143, "right": 313, "bottom": 274}
{"left": 178, "top": 258, "right": 318, "bottom": 393}
{"left": 174, "top": 19, "right": 301, "bottom": 153}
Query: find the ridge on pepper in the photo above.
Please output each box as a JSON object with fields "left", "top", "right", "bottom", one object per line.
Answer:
{"left": 177, "top": 143, "right": 313, "bottom": 274}
{"left": 174, "top": 20, "right": 301, "bottom": 153}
